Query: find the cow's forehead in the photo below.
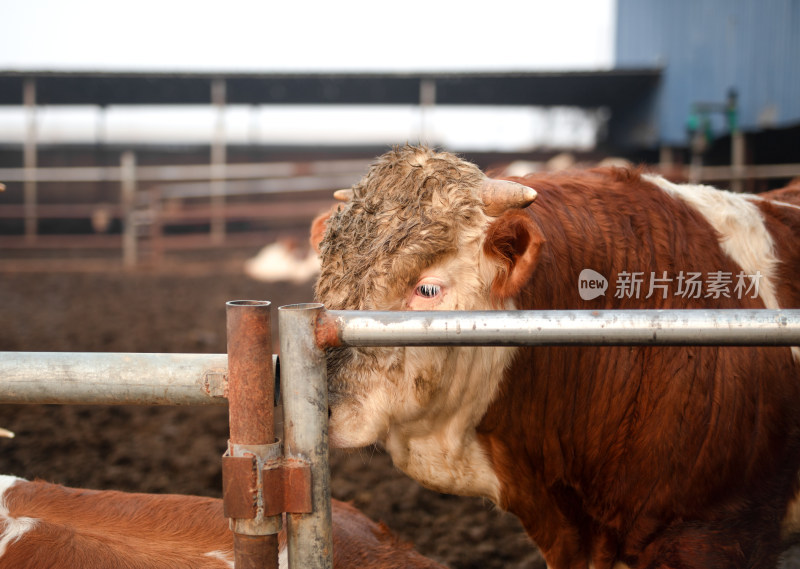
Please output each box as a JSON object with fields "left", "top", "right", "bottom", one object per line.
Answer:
{"left": 315, "top": 146, "right": 487, "bottom": 309}
{"left": 351, "top": 145, "right": 484, "bottom": 205}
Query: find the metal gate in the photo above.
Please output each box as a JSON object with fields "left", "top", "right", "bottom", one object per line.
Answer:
{"left": 2, "top": 305, "right": 799, "bottom": 569}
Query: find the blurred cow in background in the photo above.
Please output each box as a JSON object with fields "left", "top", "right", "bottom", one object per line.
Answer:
{"left": 245, "top": 238, "right": 320, "bottom": 284}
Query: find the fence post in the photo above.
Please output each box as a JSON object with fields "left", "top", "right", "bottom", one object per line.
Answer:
{"left": 121, "top": 151, "right": 137, "bottom": 268}
{"left": 224, "top": 300, "right": 280, "bottom": 569}
{"left": 278, "top": 303, "right": 334, "bottom": 569}
{"left": 23, "top": 78, "right": 37, "bottom": 244}
{"left": 731, "top": 130, "right": 746, "bottom": 193}
{"left": 211, "top": 77, "right": 227, "bottom": 245}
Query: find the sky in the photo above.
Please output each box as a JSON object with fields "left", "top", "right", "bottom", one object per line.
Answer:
{"left": 0, "top": 0, "right": 616, "bottom": 149}
{"left": 0, "top": 0, "right": 615, "bottom": 73}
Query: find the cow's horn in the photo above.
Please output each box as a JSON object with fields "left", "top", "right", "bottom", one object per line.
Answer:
{"left": 479, "top": 178, "right": 537, "bottom": 216}
{"left": 333, "top": 189, "right": 354, "bottom": 202}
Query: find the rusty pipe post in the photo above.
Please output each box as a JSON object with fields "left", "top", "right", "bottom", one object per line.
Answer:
{"left": 225, "top": 300, "right": 280, "bottom": 569}
{"left": 278, "top": 303, "right": 333, "bottom": 569}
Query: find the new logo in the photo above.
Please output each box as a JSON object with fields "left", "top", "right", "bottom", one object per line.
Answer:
{"left": 579, "top": 269, "right": 608, "bottom": 300}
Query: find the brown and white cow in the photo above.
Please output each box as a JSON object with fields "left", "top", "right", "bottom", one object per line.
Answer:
{"left": 312, "top": 145, "right": 800, "bottom": 569}
{"left": 0, "top": 475, "right": 445, "bottom": 569}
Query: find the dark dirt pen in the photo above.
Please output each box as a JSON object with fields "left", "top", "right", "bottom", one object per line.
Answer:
{"left": 0, "top": 267, "right": 540, "bottom": 569}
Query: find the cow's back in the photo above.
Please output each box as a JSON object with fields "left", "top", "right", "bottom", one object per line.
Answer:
{"left": 479, "top": 168, "right": 800, "bottom": 568}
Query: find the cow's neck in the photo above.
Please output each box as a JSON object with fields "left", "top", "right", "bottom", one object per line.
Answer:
{"left": 383, "top": 344, "right": 517, "bottom": 504}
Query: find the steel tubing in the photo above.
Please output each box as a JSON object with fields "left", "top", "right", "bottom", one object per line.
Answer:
{"left": 317, "top": 309, "right": 800, "bottom": 348}
{"left": 0, "top": 351, "right": 229, "bottom": 405}
{"left": 0, "top": 351, "right": 279, "bottom": 406}
{"left": 279, "top": 303, "right": 333, "bottom": 569}
{"left": 225, "top": 300, "right": 279, "bottom": 569}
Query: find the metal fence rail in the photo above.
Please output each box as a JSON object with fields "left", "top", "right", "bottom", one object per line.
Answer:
{"left": 0, "top": 351, "right": 279, "bottom": 405}
{"left": 315, "top": 308, "right": 800, "bottom": 348}
{"left": 0, "top": 351, "right": 228, "bottom": 405}
{"left": 286, "top": 305, "right": 800, "bottom": 569}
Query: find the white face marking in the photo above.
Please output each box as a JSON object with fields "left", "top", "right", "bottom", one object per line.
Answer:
{"left": 0, "top": 476, "right": 37, "bottom": 558}
{"left": 327, "top": 223, "right": 511, "bottom": 502}
{"left": 646, "top": 174, "right": 799, "bottom": 363}
{"left": 382, "top": 342, "right": 513, "bottom": 502}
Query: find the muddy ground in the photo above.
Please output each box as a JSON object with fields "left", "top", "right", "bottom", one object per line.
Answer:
{"left": 0, "top": 261, "right": 540, "bottom": 568}
{"left": 2, "top": 262, "right": 799, "bottom": 568}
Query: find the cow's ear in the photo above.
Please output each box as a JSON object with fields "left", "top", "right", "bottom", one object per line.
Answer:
{"left": 309, "top": 208, "right": 335, "bottom": 254}
{"left": 483, "top": 211, "right": 543, "bottom": 302}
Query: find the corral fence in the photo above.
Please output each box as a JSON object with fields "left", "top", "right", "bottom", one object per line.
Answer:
{"left": 2, "top": 153, "right": 799, "bottom": 268}
{"left": 0, "top": 154, "right": 371, "bottom": 266}
{"left": 1, "top": 306, "right": 799, "bottom": 569}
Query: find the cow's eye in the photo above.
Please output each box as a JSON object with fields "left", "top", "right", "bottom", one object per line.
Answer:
{"left": 416, "top": 283, "right": 441, "bottom": 299}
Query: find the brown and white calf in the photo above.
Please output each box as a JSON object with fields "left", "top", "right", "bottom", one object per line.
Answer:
{"left": 0, "top": 475, "right": 444, "bottom": 569}
{"left": 312, "top": 145, "right": 800, "bottom": 569}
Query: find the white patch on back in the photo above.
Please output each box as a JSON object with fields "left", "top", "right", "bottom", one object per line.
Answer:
{"left": 645, "top": 174, "right": 781, "bottom": 309}
{"left": 646, "top": 175, "right": 800, "bottom": 364}
{"left": 204, "top": 550, "right": 234, "bottom": 568}
{"left": 204, "top": 541, "right": 286, "bottom": 568}
{"left": 0, "top": 475, "right": 37, "bottom": 558}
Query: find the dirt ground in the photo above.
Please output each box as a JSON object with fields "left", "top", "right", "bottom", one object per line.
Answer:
{"left": 0, "top": 262, "right": 541, "bottom": 569}
{"left": 2, "top": 262, "right": 799, "bottom": 568}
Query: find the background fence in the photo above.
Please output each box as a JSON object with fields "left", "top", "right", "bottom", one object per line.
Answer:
{"left": 1, "top": 154, "right": 798, "bottom": 269}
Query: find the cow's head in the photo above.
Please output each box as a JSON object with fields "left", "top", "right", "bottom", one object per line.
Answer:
{"left": 312, "top": 146, "right": 541, "bottom": 496}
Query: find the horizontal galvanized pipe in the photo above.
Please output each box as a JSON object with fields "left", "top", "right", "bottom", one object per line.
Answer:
{"left": 317, "top": 309, "right": 800, "bottom": 348}
{"left": 0, "top": 352, "right": 278, "bottom": 406}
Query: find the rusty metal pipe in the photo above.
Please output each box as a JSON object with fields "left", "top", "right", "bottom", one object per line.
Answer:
{"left": 225, "top": 300, "right": 279, "bottom": 569}
{"left": 234, "top": 532, "right": 278, "bottom": 569}
{"left": 227, "top": 300, "right": 275, "bottom": 445}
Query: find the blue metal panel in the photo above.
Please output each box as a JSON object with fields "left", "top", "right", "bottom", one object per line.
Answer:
{"left": 616, "top": 0, "right": 800, "bottom": 146}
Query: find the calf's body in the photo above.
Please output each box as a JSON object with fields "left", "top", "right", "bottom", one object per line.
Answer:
{"left": 0, "top": 475, "right": 444, "bottom": 569}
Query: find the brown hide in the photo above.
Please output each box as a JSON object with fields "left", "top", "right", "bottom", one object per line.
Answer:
{"left": 760, "top": 177, "right": 800, "bottom": 204}
{"left": 475, "top": 168, "right": 800, "bottom": 568}
{"left": 0, "top": 478, "right": 445, "bottom": 569}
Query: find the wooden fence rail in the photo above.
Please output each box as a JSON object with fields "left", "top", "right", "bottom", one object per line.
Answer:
{"left": 1, "top": 155, "right": 798, "bottom": 268}
{"left": 0, "top": 154, "right": 369, "bottom": 267}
